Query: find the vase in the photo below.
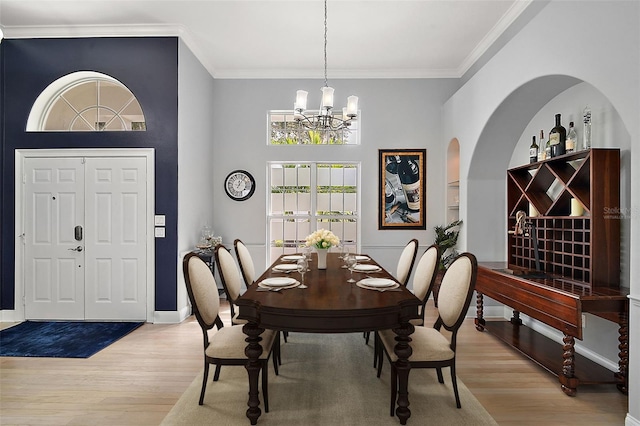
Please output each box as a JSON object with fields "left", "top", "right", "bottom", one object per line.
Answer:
{"left": 316, "top": 248, "right": 328, "bottom": 270}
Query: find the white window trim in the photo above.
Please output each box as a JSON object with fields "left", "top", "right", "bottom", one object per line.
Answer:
{"left": 266, "top": 161, "right": 361, "bottom": 265}
{"left": 26, "top": 71, "right": 145, "bottom": 132}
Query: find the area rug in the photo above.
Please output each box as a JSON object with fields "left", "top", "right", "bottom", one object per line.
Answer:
{"left": 0, "top": 321, "right": 143, "bottom": 358}
{"left": 162, "top": 332, "right": 497, "bottom": 426}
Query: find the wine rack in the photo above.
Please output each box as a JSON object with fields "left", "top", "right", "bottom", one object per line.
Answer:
{"left": 507, "top": 149, "right": 620, "bottom": 289}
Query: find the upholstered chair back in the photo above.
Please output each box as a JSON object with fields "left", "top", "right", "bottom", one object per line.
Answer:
{"left": 184, "top": 253, "right": 220, "bottom": 328}
{"left": 216, "top": 246, "right": 243, "bottom": 302}
{"left": 437, "top": 253, "right": 476, "bottom": 330}
{"left": 234, "top": 239, "right": 256, "bottom": 287}
{"left": 396, "top": 239, "right": 419, "bottom": 286}
{"left": 412, "top": 244, "right": 440, "bottom": 302}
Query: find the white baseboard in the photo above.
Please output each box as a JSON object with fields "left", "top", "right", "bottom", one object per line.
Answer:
{"left": 0, "top": 310, "right": 21, "bottom": 323}
{"left": 626, "top": 413, "right": 640, "bottom": 426}
{"left": 153, "top": 305, "right": 191, "bottom": 324}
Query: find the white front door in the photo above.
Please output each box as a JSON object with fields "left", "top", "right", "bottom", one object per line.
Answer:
{"left": 84, "top": 157, "right": 147, "bottom": 320}
{"left": 24, "top": 158, "right": 86, "bottom": 320}
{"left": 24, "top": 156, "right": 147, "bottom": 321}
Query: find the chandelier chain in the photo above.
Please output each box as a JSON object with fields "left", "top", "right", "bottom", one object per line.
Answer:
{"left": 323, "top": 0, "right": 328, "bottom": 87}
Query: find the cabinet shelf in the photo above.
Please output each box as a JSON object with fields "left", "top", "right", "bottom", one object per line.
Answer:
{"left": 507, "top": 149, "right": 620, "bottom": 289}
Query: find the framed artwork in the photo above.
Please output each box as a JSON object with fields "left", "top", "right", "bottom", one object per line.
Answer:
{"left": 378, "top": 149, "right": 427, "bottom": 230}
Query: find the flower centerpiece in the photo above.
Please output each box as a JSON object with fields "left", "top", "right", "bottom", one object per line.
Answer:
{"left": 305, "top": 229, "right": 340, "bottom": 249}
{"left": 305, "top": 229, "right": 340, "bottom": 269}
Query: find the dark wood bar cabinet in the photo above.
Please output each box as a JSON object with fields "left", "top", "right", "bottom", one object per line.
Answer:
{"left": 475, "top": 149, "right": 629, "bottom": 396}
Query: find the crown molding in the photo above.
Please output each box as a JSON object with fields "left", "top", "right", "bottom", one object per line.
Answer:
{"left": 456, "top": 0, "right": 533, "bottom": 77}
{"left": 1, "top": 23, "right": 223, "bottom": 77}
{"left": 2, "top": 21, "right": 459, "bottom": 78}
{"left": 1, "top": 3, "right": 531, "bottom": 81}
{"left": 1, "top": 23, "right": 184, "bottom": 39}
{"left": 211, "top": 67, "right": 461, "bottom": 80}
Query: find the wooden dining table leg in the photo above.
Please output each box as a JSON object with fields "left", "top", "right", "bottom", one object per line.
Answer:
{"left": 243, "top": 321, "right": 265, "bottom": 425}
{"left": 393, "top": 321, "right": 415, "bottom": 425}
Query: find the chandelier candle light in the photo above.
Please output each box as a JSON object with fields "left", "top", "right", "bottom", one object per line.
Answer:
{"left": 293, "top": 0, "right": 358, "bottom": 134}
{"left": 305, "top": 229, "right": 340, "bottom": 270}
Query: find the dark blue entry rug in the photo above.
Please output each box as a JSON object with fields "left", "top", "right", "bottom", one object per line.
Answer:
{"left": 0, "top": 321, "right": 144, "bottom": 358}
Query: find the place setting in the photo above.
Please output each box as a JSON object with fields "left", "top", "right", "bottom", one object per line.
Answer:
{"left": 256, "top": 277, "right": 300, "bottom": 292}
{"left": 354, "top": 255, "right": 371, "bottom": 262}
{"left": 281, "top": 254, "right": 305, "bottom": 262}
{"left": 271, "top": 263, "right": 299, "bottom": 273}
{"left": 355, "top": 277, "right": 401, "bottom": 292}
{"left": 350, "top": 263, "right": 382, "bottom": 273}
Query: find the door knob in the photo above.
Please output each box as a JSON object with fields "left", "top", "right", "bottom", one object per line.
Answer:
{"left": 68, "top": 246, "right": 83, "bottom": 252}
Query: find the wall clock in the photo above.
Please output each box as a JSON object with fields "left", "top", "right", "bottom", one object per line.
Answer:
{"left": 224, "top": 170, "right": 256, "bottom": 201}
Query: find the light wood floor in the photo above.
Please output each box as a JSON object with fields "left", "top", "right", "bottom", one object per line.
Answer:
{"left": 0, "top": 300, "right": 627, "bottom": 425}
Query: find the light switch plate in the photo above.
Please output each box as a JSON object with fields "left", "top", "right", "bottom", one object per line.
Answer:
{"left": 155, "top": 227, "right": 165, "bottom": 238}
{"left": 154, "top": 215, "right": 166, "bottom": 226}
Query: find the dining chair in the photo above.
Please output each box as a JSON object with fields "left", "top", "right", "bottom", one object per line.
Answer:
{"left": 215, "top": 244, "right": 249, "bottom": 326}
{"left": 182, "top": 252, "right": 277, "bottom": 410}
{"left": 234, "top": 239, "right": 292, "bottom": 343}
{"left": 215, "top": 245, "right": 282, "bottom": 365}
{"left": 409, "top": 244, "right": 441, "bottom": 327}
{"left": 376, "top": 252, "right": 478, "bottom": 415}
{"left": 364, "top": 238, "right": 419, "bottom": 345}
{"left": 396, "top": 238, "right": 419, "bottom": 286}
{"left": 234, "top": 238, "right": 256, "bottom": 288}
{"left": 373, "top": 244, "right": 441, "bottom": 369}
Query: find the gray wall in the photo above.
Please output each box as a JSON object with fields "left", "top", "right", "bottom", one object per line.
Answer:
{"left": 176, "top": 40, "right": 216, "bottom": 320}
{"left": 210, "top": 79, "right": 459, "bottom": 275}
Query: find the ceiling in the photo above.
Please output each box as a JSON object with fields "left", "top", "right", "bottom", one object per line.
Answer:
{"left": 0, "top": 0, "right": 534, "bottom": 79}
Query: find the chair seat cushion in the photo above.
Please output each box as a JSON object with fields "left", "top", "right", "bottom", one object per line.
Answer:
{"left": 379, "top": 326, "right": 454, "bottom": 362}
{"left": 206, "top": 325, "right": 275, "bottom": 360}
{"left": 409, "top": 318, "right": 424, "bottom": 326}
{"left": 232, "top": 310, "right": 248, "bottom": 325}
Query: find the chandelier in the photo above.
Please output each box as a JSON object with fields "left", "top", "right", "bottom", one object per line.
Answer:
{"left": 293, "top": 0, "right": 358, "bottom": 133}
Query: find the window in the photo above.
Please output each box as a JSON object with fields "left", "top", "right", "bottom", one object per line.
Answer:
{"left": 268, "top": 111, "right": 360, "bottom": 145}
{"left": 268, "top": 162, "right": 359, "bottom": 263}
{"left": 26, "top": 71, "right": 145, "bottom": 132}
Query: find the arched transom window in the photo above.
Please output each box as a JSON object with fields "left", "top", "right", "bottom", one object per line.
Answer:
{"left": 27, "top": 71, "right": 146, "bottom": 132}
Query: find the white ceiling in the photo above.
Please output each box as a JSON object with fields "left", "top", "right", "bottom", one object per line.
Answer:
{"left": 0, "top": 0, "right": 533, "bottom": 79}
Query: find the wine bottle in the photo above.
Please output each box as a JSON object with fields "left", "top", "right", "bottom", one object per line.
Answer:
{"left": 549, "top": 113, "right": 566, "bottom": 157}
{"left": 398, "top": 157, "right": 420, "bottom": 211}
{"left": 545, "top": 137, "right": 551, "bottom": 160}
{"left": 529, "top": 135, "right": 538, "bottom": 163}
{"left": 566, "top": 121, "right": 577, "bottom": 153}
{"left": 537, "top": 130, "right": 546, "bottom": 161}
{"left": 385, "top": 155, "right": 404, "bottom": 203}
{"left": 384, "top": 179, "right": 396, "bottom": 210}
{"left": 583, "top": 106, "right": 592, "bottom": 150}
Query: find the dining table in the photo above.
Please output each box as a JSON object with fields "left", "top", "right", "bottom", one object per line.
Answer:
{"left": 235, "top": 252, "right": 421, "bottom": 425}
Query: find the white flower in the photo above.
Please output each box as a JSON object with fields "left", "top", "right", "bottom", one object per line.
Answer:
{"left": 305, "top": 229, "right": 340, "bottom": 249}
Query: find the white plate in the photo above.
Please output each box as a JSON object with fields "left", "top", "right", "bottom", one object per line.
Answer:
{"left": 356, "top": 281, "right": 400, "bottom": 291}
{"left": 272, "top": 264, "right": 299, "bottom": 271}
{"left": 260, "top": 277, "right": 297, "bottom": 287}
{"left": 258, "top": 281, "right": 300, "bottom": 290}
{"left": 358, "top": 278, "right": 397, "bottom": 288}
{"left": 282, "top": 255, "right": 304, "bottom": 261}
{"left": 354, "top": 255, "right": 370, "bottom": 261}
{"left": 352, "top": 264, "right": 382, "bottom": 272}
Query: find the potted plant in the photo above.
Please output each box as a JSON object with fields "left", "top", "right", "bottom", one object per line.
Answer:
{"left": 434, "top": 219, "right": 463, "bottom": 270}
{"left": 433, "top": 220, "right": 462, "bottom": 306}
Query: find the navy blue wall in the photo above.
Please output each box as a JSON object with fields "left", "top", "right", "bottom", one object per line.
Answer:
{"left": 1, "top": 37, "right": 179, "bottom": 311}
